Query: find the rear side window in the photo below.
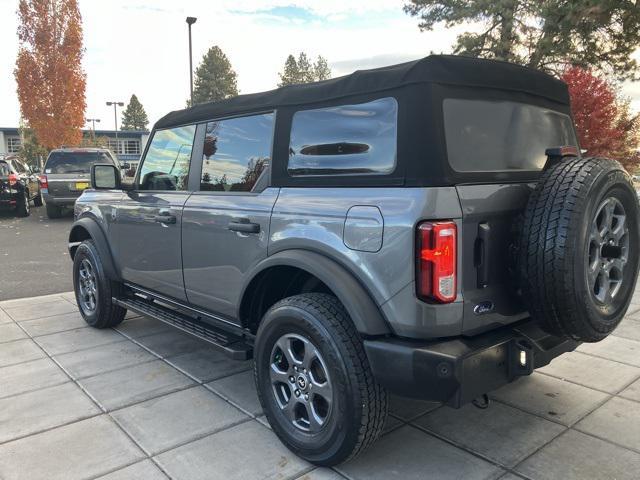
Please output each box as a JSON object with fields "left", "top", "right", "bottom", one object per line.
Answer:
{"left": 444, "top": 99, "right": 577, "bottom": 172}
{"left": 138, "top": 125, "right": 196, "bottom": 191}
{"left": 45, "top": 152, "right": 113, "bottom": 174}
{"left": 200, "top": 113, "right": 274, "bottom": 192}
{"left": 288, "top": 97, "right": 398, "bottom": 176}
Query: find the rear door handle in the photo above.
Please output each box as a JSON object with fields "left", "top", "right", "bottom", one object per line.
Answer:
{"left": 228, "top": 218, "right": 260, "bottom": 233}
{"left": 155, "top": 213, "right": 177, "bottom": 224}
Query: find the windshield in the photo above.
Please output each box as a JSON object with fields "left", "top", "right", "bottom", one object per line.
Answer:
{"left": 44, "top": 151, "right": 114, "bottom": 174}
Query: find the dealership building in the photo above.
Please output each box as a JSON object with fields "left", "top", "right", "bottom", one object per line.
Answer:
{"left": 0, "top": 127, "right": 149, "bottom": 168}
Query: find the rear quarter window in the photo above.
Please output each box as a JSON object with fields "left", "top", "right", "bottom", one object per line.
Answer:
{"left": 288, "top": 97, "right": 398, "bottom": 176}
{"left": 443, "top": 99, "right": 577, "bottom": 172}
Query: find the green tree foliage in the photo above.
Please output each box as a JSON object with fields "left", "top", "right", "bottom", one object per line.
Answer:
{"left": 121, "top": 94, "right": 149, "bottom": 131}
{"left": 278, "top": 52, "right": 333, "bottom": 86}
{"left": 404, "top": 1, "right": 640, "bottom": 80}
{"left": 314, "top": 56, "right": 332, "bottom": 81}
{"left": 191, "top": 46, "right": 238, "bottom": 105}
{"left": 18, "top": 126, "right": 47, "bottom": 169}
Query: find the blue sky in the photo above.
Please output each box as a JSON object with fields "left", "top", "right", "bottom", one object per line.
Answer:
{"left": 0, "top": 0, "right": 638, "bottom": 129}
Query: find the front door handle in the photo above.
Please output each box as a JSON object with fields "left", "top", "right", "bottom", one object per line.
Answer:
{"left": 228, "top": 218, "right": 260, "bottom": 233}
{"left": 155, "top": 213, "right": 177, "bottom": 224}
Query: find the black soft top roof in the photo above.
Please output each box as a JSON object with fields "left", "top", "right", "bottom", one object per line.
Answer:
{"left": 155, "top": 54, "right": 569, "bottom": 130}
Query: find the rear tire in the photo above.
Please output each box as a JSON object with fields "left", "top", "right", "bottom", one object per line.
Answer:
{"left": 33, "top": 191, "right": 43, "bottom": 207}
{"left": 73, "top": 239, "right": 126, "bottom": 328}
{"left": 16, "top": 191, "right": 30, "bottom": 217}
{"left": 254, "top": 293, "right": 387, "bottom": 466}
{"left": 46, "top": 203, "right": 62, "bottom": 219}
{"left": 518, "top": 157, "right": 640, "bottom": 342}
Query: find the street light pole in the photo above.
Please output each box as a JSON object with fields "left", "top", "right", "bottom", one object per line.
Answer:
{"left": 85, "top": 118, "right": 101, "bottom": 145}
{"left": 186, "top": 16, "right": 197, "bottom": 106}
{"left": 105, "top": 101, "right": 124, "bottom": 153}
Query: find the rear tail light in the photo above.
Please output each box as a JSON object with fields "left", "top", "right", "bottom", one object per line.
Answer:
{"left": 39, "top": 175, "right": 48, "bottom": 189}
{"left": 416, "top": 221, "right": 457, "bottom": 303}
{"left": 8, "top": 173, "right": 18, "bottom": 187}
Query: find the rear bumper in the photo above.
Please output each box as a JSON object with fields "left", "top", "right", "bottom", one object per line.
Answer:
{"left": 364, "top": 318, "right": 579, "bottom": 408}
{"left": 43, "top": 193, "right": 78, "bottom": 207}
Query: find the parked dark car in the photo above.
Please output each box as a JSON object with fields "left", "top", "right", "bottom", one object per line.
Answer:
{"left": 0, "top": 155, "right": 42, "bottom": 217}
{"left": 41, "top": 147, "right": 118, "bottom": 218}
{"left": 68, "top": 55, "right": 640, "bottom": 466}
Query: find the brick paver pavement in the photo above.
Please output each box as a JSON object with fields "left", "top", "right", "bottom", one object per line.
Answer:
{"left": 1, "top": 290, "right": 640, "bottom": 480}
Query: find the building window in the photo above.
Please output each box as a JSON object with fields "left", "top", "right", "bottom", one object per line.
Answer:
{"left": 106, "top": 140, "right": 120, "bottom": 154}
{"left": 7, "top": 137, "right": 22, "bottom": 153}
{"left": 123, "top": 140, "right": 140, "bottom": 155}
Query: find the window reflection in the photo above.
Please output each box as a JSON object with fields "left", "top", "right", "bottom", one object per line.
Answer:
{"left": 200, "top": 113, "right": 273, "bottom": 192}
{"left": 138, "top": 125, "right": 195, "bottom": 191}
{"left": 288, "top": 97, "right": 398, "bottom": 176}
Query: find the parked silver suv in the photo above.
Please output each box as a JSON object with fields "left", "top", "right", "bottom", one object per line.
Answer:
{"left": 41, "top": 147, "right": 118, "bottom": 218}
{"left": 68, "top": 55, "right": 640, "bottom": 465}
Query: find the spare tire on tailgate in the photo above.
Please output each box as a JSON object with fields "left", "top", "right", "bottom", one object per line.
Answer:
{"left": 518, "top": 157, "right": 640, "bottom": 342}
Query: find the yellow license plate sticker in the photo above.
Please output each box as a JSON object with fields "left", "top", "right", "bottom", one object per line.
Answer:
{"left": 75, "top": 182, "right": 89, "bottom": 190}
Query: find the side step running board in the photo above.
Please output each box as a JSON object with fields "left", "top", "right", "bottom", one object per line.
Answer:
{"left": 113, "top": 296, "right": 252, "bottom": 360}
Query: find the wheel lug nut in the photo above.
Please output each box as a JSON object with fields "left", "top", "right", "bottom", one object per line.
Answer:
{"left": 294, "top": 390, "right": 300, "bottom": 397}
{"left": 304, "top": 394, "right": 309, "bottom": 400}
{"left": 289, "top": 376, "right": 295, "bottom": 383}
{"left": 303, "top": 369, "right": 307, "bottom": 374}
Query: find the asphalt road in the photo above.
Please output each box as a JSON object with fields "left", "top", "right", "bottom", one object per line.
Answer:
{"left": 0, "top": 205, "right": 74, "bottom": 300}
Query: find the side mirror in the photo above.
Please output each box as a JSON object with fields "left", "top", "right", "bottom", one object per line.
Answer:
{"left": 121, "top": 162, "right": 131, "bottom": 170}
{"left": 91, "top": 164, "right": 121, "bottom": 190}
{"left": 31, "top": 166, "right": 41, "bottom": 174}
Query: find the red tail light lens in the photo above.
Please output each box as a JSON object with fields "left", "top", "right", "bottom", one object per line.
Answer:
{"left": 8, "top": 174, "right": 18, "bottom": 186}
{"left": 416, "top": 221, "right": 457, "bottom": 303}
{"left": 39, "top": 175, "right": 48, "bottom": 189}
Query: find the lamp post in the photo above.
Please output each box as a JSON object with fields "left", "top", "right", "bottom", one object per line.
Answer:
{"left": 86, "top": 118, "right": 101, "bottom": 145}
{"left": 186, "top": 16, "right": 197, "bottom": 106}
{"left": 105, "top": 101, "right": 124, "bottom": 154}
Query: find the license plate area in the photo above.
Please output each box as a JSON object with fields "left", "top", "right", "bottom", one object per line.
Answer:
{"left": 70, "top": 182, "right": 89, "bottom": 191}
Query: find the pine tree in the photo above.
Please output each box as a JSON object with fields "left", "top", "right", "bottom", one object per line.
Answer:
{"left": 191, "top": 46, "right": 238, "bottom": 105}
{"left": 314, "top": 55, "right": 332, "bottom": 81}
{"left": 278, "top": 53, "right": 332, "bottom": 86}
{"left": 297, "top": 52, "right": 314, "bottom": 83}
{"left": 121, "top": 94, "right": 149, "bottom": 131}
{"left": 404, "top": 0, "right": 640, "bottom": 80}
{"left": 278, "top": 55, "right": 300, "bottom": 87}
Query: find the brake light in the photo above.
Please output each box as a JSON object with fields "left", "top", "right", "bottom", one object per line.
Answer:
{"left": 416, "top": 221, "right": 457, "bottom": 303}
{"left": 8, "top": 174, "right": 17, "bottom": 186}
{"left": 39, "top": 174, "right": 48, "bottom": 189}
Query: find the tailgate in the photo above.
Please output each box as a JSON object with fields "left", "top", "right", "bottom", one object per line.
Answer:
{"left": 457, "top": 184, "right": 532, "bottom": 335}
{"left": 46, "top": 173, "right": 90, "bottom": 197}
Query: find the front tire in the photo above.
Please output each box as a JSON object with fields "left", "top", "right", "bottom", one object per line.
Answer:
{"left": 254, "top": 293, "right": 387, "bottom": 466}
{"left": 73, "top": 239, "right": 126, "bottom": 328}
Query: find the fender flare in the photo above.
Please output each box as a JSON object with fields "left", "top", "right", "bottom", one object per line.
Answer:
{"left": 68, "top": 217, "right": 120, "bottom": 281}
{"left": 239, "top": 249, "right": 391, "bottom": 336}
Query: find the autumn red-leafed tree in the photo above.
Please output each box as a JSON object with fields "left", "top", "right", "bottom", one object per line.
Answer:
{"left": 14, "top": 0, "right": 86, "bottom": 150}
{"left": 562, "top": 67, "right": 640, "bottom": 171}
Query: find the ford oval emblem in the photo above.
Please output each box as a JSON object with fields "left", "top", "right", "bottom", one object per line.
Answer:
{"left": 474, "top": 301, "right": 494, "bottom": 315}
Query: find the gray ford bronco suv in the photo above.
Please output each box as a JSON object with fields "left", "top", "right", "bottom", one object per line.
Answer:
{"left": 69, "top": 55, "right": 640, "bottom": 466}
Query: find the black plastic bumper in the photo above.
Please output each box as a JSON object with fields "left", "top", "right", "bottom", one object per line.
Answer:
{"left": 364, "top": 319, "right": 579, "bottom": 408}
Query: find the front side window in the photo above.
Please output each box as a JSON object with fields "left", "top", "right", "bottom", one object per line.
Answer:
{"left": 288, "top": 97, "right": 398, "bottom": 176}
{"left": 138, "top": 125, "right": 196, "bottom": 191}
{"left": 443, "top": 98, "right": 578, "bottom": 172}
{"left": 200, "top": 113, "right": 273, "bottom": 192}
